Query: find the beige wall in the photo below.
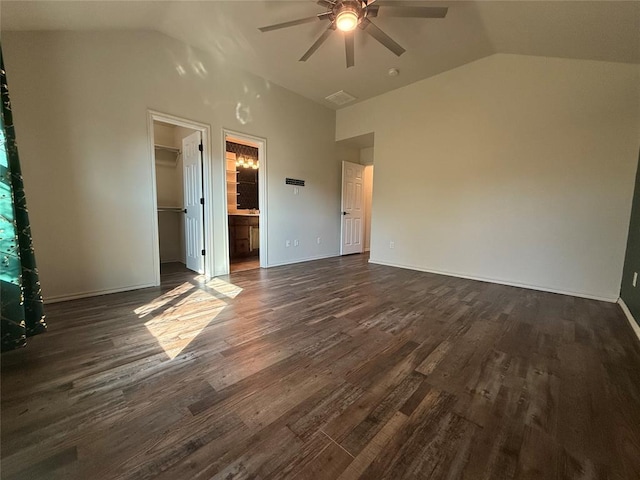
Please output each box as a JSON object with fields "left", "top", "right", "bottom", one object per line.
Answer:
{"left": 4, "top": 30, "right": 340, "bottom": 300}
{"left": 360, "top": 147, "right": 374, "bottom": 166}
{"left": 336, "top": 144, "right": 360, "bottom": 164}
{"left": 153, "top": 123, "right": 175, "bottom": 149}
{"left": 337, "top": 54, "right": 640, "bottom": 301}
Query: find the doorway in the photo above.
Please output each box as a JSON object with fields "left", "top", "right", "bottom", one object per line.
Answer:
{"left": 340, "top": 159, "right": 374, "bottom": 256}
{"left": 224, "top": 131, "right": 267, "bottom": 272}
{"left": 341, "top": 160, "right": 365, "bottom": 255}
{"left": 148, "top": 111, "right": 212, "bottom": 285}
{"left": 337, "top": 134, "right": 375, "bottom": 256}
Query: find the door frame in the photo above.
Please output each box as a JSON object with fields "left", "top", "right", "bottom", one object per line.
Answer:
{"left": 222, "top": 129, "right": 268, "bottom": 271}
{"left": 147, "top": 110, "right": 213, "bottom": 286}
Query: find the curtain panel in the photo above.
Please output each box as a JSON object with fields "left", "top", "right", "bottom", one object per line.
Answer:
{"left": 1, "top": 45, "right": 46, "bottom": 352}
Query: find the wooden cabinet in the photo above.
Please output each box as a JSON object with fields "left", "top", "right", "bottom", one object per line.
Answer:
{"left": 228, "top": 215, "right": 259, "bottom": 259}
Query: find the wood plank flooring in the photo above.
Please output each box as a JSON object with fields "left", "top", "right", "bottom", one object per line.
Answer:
{"left": 2, "top": 254, "right": 640, "bottom": 479}
{"left": 230, "top": 257, "right": 261, "bottom": 273}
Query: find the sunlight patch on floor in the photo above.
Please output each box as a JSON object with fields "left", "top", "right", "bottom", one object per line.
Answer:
{"left": 142, "top": 288, "right": 227, "bottom": 360}
{"left": 206, "top": 277, "right": 243, "bottom": 299}
{"left": 134, "top": 282, "right": 195, "bottom": 318}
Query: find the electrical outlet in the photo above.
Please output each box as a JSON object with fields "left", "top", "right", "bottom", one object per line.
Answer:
{"left": 294, "top": 187, "right": 299, "bottom": 195}
{"left": 634, "top": 272, "right": 638, "bottom": 287}
{"left": 317, "top": 237, "right": 321, "bottom": 244}
{"left": 389, "top": 241, "right": 395, "bottom": 249}
{"left": 285, "top": 240, "right": 291, "bottom": 248}
{"left": 294, "top": 239, "right": 299, "bottom": 247}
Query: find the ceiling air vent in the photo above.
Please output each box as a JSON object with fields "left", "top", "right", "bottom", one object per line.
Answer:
{"left": 325, "top": 90, "right": 356, "bottom": 106}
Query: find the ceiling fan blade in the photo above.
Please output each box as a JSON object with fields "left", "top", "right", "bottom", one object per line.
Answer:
{"left": 376, "top": 6, "right": 448, "bottom": 18}
{"left": 300, "top": 27, "right": 335, "bottom": 62}
{"left": 365, "top": 5, "right": 380, "bottom": 17}
{"left": 317, "top": 0, "right": 335, "bottom": 8}
{"left": 360, "top": 18, "right": 405, "bottom": 57}
{"left": 345, "top": 32, "right": 355, "bottom": 68}
{"left": 259, "top": 16, "right": 324, "bottom": 33}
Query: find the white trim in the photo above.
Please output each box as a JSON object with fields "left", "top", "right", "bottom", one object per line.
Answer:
{"left": 368, "top": 259, "right": 619, "bottom": 303}
{"left": 148, "top": 110, "right": 213, "bottom": 285}
{"left": 617, "top": 298, "right": 640, "bottom": 342}
{"left": 44, "top": 283, "right": 157, "bottom": 304}
{"left": 223, "top": 129, "right": 268, "bottom": 273}
{"left": 146, "top": 113, "right": 161, "bottom": 286}
{"left": 267, "top": 253, "right": 339, "bottom": 268}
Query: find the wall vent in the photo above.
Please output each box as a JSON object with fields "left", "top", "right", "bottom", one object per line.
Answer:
{"left": 286, "top": 178, "right": 305, "bottom": 187}
{"left": 325, "top": 90, "right": 356, "bottom": 106}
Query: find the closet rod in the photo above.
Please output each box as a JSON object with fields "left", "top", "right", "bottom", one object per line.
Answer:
{"left": 154, "top": 144, "right": 181, "bottom": 154}
{"left": 157, "top": 206, "right": 185, "bottom": 213}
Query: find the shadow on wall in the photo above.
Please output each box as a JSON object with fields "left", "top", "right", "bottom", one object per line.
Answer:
{"left": 164, "top": 41, "right": 271, "bottom": 126}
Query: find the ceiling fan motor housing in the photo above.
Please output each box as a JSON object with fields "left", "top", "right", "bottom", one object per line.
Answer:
{"left": 335, "top": 1, "right": 364, "bottom": 31}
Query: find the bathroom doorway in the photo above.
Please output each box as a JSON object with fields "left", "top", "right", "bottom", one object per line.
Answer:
{"left": 224, "top": 131, "right": 267, "bottom": 272}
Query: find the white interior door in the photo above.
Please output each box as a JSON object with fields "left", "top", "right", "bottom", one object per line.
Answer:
{"left": 182, "top": 131, "right": 204, "bottom": 273}
{"left": 341, "top": 161, "right": 365, "bottom": 255}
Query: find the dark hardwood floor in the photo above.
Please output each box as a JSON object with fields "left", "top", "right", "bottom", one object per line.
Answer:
{"left": 2, "top": 254, "right": 639, "bottom": 479}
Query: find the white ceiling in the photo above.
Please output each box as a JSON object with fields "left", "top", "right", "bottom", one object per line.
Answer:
{"left": 2, "top": 1, "right": 639, "bottom": 109}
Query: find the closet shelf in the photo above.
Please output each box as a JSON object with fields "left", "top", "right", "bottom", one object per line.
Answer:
{"left": 154, "top": 144, "right": 181, "bottom": 167}
{"left": 154, "top": 144, "right": 181, "bottom": 154}
{"left": 157, "top": 206, "right": 184, "bottom": 213}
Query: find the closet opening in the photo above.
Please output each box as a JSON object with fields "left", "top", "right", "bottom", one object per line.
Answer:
{"left": 149, "top": 113, "right": 210, "bottom": 283}
{"left": 224, "top": 132, "right": 266, "bottom": 272}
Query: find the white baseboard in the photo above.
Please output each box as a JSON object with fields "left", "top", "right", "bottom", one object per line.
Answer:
{"left": 617, "top": 298, "right": 640, "bottom": 342}
{"left": 44, "top": 283, "right": 157, "bottom": 304}
{"left": 368, "top": 259, "right": 619, "bottom": 303}
{"left": 267, "top": 253, "right": 339, "bottom": 268}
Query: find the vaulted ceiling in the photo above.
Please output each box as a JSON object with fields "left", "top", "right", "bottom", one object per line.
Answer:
{"left": 3, "top": 1, "right": 639, "bottom": 108}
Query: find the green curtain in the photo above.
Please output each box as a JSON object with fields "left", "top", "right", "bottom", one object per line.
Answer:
{"left": 0, "top": 45, "right": 46, "bottom": 352}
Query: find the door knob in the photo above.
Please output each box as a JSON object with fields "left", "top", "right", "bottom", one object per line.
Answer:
{"left": 342, "top": 211, "right": 347, "bottom": 216}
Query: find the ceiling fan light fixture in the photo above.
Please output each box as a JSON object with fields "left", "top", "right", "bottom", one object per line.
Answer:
{"left": 258, "top": 1, "right": 449, "bottom": 68}
{"left": 336, "top": 9, "right": 359, "bottom": 32}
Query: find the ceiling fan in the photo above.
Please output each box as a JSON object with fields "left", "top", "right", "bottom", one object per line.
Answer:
{"left": 258, "top": 0, "right": 448, "bottom": 68}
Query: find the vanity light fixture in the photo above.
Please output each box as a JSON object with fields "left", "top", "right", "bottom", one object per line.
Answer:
{"left": 236, "top": 156, "right": 259, "bottom": 169}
